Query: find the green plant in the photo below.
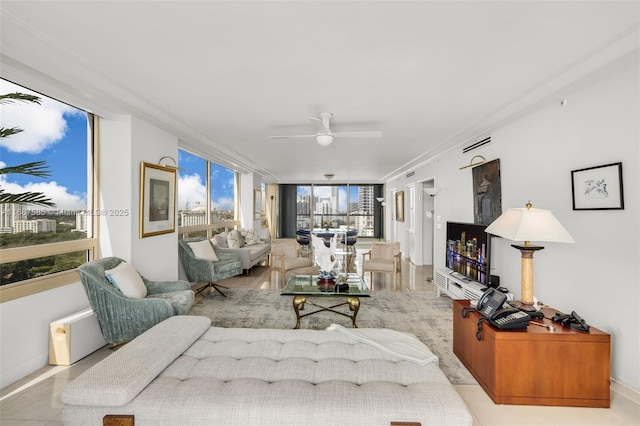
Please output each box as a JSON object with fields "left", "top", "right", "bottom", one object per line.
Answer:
{"left": 0, "top": 92, "right": 55, "bottom": 207}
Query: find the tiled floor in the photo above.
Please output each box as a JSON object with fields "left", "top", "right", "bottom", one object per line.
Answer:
{"left": 1, "top": 241, "right": 638, "bottom": 425}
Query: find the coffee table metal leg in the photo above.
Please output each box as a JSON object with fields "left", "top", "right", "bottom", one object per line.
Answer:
{"left": 347, "top": 297, "right": 360, "bottom": 328}
{"left": 292, "top": 296, "right": 306, "bottom": 329}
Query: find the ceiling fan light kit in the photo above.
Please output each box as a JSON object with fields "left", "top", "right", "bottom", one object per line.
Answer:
{"left": 316, "top": 134, "right": 334, "bottom": 147}
{"left": 270, "top": 112, "right": 382, "bottom": 147}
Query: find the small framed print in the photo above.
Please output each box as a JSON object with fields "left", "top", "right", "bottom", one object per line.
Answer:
{"left": 254, "top": 189, "right": 262, "bottom": 220}
{"left": 395, "top": 191, "right": 405, "bottom": 222}
{"left": 140, "top": 162, "right": 177, "bottom": 237}
{"left": 571, "top": 162, "right": 624, "bottom": 210}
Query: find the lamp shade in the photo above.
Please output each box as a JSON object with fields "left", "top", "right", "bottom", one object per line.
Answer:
{"left": 316, "top": 134, "right": 334, "bottom": 147}
{"left": 485, "top": 206, "right": 575, "bottom": 244}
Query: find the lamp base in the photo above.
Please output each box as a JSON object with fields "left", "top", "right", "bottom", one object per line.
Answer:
{"left": 509, "top": 300, "right": 538, "bottom": 313}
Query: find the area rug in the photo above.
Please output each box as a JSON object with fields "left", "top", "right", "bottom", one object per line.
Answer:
{"left": 189, "top": 288, "right": 476, "bottom": 385}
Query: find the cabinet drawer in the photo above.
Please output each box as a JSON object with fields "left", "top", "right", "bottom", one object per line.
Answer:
{"left": 448, "top": 281, "right": 465, "bottom": 298}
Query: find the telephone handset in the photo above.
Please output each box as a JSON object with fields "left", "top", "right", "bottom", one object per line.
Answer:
{"left": 476, "top": 288, "right": 531, "bottom": 331}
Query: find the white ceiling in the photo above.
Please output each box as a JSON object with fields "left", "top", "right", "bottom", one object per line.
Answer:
{"left": 1, "top": 1, "right": 638, "bottom": 183}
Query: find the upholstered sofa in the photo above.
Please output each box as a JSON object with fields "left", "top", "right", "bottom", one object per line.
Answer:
{"left": 61, "top": 316, "right": 473, "bottom": 426}
{"left": 210, "top": 228, "right": 271, "bottom": 273}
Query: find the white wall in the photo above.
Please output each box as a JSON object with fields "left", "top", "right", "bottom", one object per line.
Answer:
{"left": 390, "top": 56, "right": 639, "bottom": 391}
{"left": 0, "top": 283, "right": 89, "bottom": 388}
{"left": 0, "top": 115, "right": 180, "bottom": 388}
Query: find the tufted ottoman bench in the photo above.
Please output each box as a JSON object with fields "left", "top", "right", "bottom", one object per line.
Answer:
{"left": 62, "top": 316, "right": 472, "bottom": 426}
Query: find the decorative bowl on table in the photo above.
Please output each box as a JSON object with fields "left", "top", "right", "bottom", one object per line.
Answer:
{"left": 317, "top": 271, "right": 335, "bottom": 291}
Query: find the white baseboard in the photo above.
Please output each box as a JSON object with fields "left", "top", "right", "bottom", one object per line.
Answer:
{"left": 611, "top": 378, "right": 640, "bottom": 406}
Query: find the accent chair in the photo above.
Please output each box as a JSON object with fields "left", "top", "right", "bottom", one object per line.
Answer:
{"left": 178, "top": 237, "right": 243, "bottom": 297}
{"left": 362, "top": 241, "right": 402, "bottom": 289}
{"left": 269, "top": 239, "right": 315, "bottom": 288}
{"left": 78, "top": 257, "right": 194, "bottom": 346}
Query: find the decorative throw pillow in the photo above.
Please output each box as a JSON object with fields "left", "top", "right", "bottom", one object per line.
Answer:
{"left": 212, "top": 232, "right": 228, "bottom": 248}
{"left": 227, "top": 229, "right": 243, "bottom": 248}
{"left": 105, "top": 274, "right": 122, "bottom": 292}
{"left": 240, "top": 228, "right": 263, "bottom": 246}
{"left": 187, "top": 240, "right": 219, "bottom": 262}
{"left": 104, "top": 262, "right": 147, "bottom": 299}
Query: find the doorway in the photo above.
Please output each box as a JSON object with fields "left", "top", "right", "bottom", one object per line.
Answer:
{"left": 421, "top": 180, "right": 437, "bottom": 276}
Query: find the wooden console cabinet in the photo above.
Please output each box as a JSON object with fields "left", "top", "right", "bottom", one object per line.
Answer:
{"left": 453, "top": 300, "right": 610, "bottom": 407}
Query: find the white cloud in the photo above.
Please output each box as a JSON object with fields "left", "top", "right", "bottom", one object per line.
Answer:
{"left": 212, "top": 196, "right": 234, "bottom": 211}
{"left": 0, "top": 80, "right": 82, "bottom": 154}
{"left": 177, "top": 173, "right": 207, "bottom": 211}
{"left": 0, "top": 174, "right": 86, "bottom": 211}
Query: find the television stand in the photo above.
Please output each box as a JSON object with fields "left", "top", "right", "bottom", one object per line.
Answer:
{"left": 434, "top": 268, "right": 485, "bottom": 300}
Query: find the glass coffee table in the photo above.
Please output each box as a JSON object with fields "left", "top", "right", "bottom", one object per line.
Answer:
{"left": 281, "top": 273, "right": 371, "bottom": 329}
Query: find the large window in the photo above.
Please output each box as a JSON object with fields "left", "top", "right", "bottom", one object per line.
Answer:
{"left": 295, "top": 184, "right": 380, "bottom": 237}
{"left": 0, "top": 79, "right": 97, "bottom": 301}
{"left": 177, "top": 149, "right": 238, "bottom": 238}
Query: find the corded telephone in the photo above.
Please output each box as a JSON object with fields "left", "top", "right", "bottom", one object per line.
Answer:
{"left": 476, "top": 288, "right": 531, "bottom": 331}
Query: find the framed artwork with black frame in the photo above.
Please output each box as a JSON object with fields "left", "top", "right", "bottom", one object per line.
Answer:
{"left": 571, "top": 162, "right": 624, "bottom": 210}
{"left": 140, "top": 162, "right": 177, "bottom": 237}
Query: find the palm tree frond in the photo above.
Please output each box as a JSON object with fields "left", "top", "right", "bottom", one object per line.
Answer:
{"left": 0, "top": 127, "right": 24, "bottom": 139}
{"left": 0, "top": 161, "right": 51, "bottom": 178}
{"left": 0, "top": 190, "right": 55, "bottom": 207}
{"left": 0, "top": 92, "right": 41, "bottom": 105}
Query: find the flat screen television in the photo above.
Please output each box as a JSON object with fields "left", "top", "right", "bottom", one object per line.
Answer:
{"left": 445, "top": 221, "right": 490, "bottom": 286}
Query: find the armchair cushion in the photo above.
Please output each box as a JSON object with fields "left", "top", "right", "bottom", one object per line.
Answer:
{"left": 105, "top": 262, "right": 147, "bottom": 299}
{"left": 212, "top": 232, "right": 228, "bottom": 248}
{"left": 147, "top": 291, "right": 194, "bottom": 315}
{"left": 283, "top": 257, "right": 314, "bottom": 270}
{"left": 187, "top": 240, "right": 219, "bottom": 262}
{"left": 363, "top": 259, "right": 395, "bottom": 272}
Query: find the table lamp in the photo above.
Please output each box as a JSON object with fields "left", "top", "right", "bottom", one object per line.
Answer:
{"left": 485, "top": 202, "right": 574, "bottom": 311}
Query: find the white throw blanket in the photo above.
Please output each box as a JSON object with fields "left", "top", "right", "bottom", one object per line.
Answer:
{"left": 327, "top": 323, "right": 439, "bottom": 366}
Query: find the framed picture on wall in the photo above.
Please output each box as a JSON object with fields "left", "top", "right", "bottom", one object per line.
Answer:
{"left": 571, "top": 162, "right": 624, "bottom": 210}
{"left": 254, "top": 189, "right": 262, "bottom": 220}
{"left": 472, "top": 158, "right": 502, "bottom": 225}
{"left": 395, "top": 191, "right": 405, "bottom": 222}
{"left": 140, "top": 162, "right": 176, "bottom": 238}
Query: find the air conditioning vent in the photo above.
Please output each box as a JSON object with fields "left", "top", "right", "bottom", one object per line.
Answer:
{"left": 463, "top": 137, "right": 491, "bottom": 153}
{"left": 406, "top": 171, "right": 415, "bottom": 178}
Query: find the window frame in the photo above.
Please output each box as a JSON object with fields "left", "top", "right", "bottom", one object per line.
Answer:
{"left": 0, "top": 112, "right": 99, "bottom": 303}
{"left": 176, "top": 149, "right": 240, "bottom": 239}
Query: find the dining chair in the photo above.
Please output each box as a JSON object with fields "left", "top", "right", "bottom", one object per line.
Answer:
{"left": 296, "top": 229, "right": 312, "bottom": 257}
{"left": 315, "top": 232, "right": 335, "bottom": 248}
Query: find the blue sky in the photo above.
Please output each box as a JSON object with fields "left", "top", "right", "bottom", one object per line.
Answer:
{"left": 1, "top": 79, "right": 88, "bottom": 211}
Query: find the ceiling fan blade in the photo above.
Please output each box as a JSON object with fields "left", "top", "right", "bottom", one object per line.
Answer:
{"left": 331, "top": 131, "right": 383, "bottom": 138}
{"left": 270, "top": 134, "right": 317, "bottom": 139}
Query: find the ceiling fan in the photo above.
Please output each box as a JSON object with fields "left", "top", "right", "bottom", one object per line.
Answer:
{"left": 270, "top": 112, "right": 382, "bottom": 147}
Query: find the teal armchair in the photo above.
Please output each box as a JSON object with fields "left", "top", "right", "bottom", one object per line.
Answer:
{"left": 77, "top": 257, "right": 194, "bottom": 345}
{"left": 178, "top": 237, "right": 243, "bottom": 297}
